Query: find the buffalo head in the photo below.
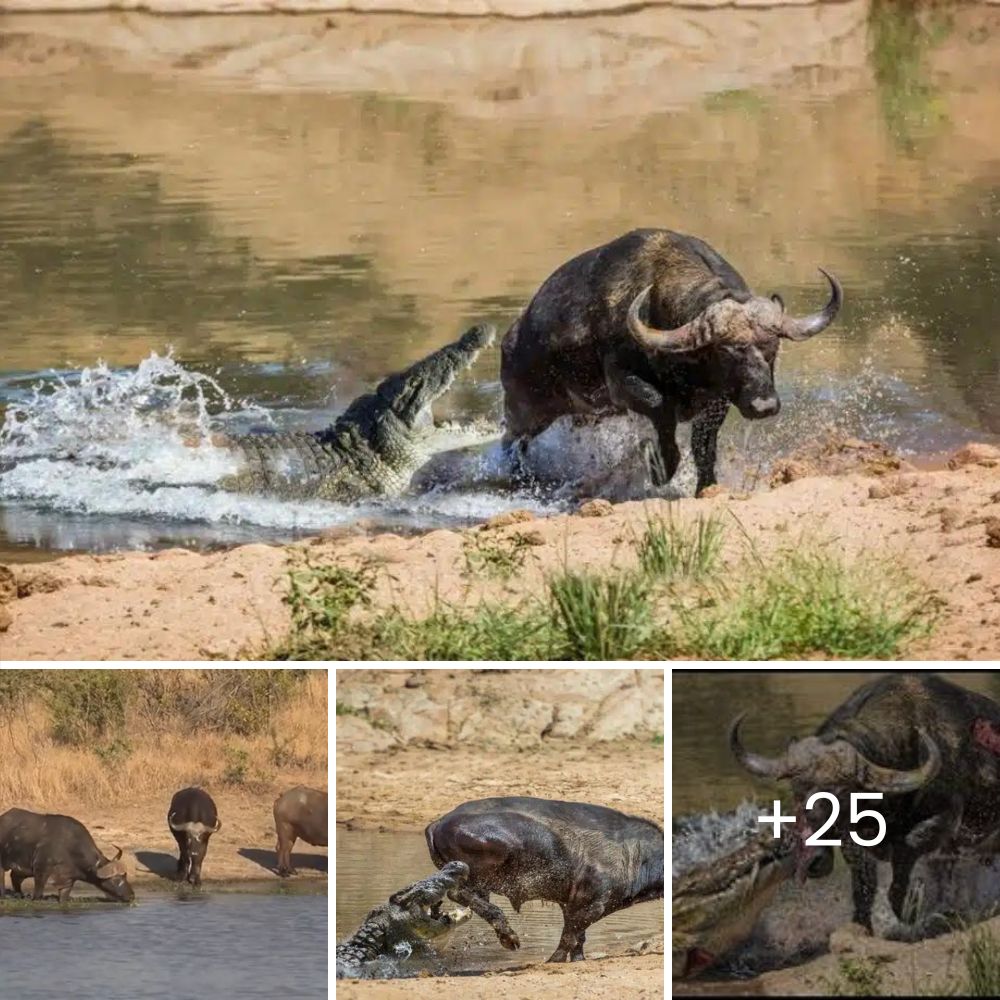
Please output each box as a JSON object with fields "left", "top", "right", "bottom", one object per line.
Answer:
{"left": 728, "top": 712, "right": 940, "bottom": 879}
{"left": 626, "top": 269, "right": 842, "bottom": 420}
{"left": 94, "top": 845, "right": 135, "bottom": 902}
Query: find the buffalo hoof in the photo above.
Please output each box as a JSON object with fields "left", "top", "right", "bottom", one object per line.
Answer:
{"left": 498, "top": 929, "right": 520, "bottom": 951}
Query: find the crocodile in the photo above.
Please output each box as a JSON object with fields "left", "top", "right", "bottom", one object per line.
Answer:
{"left": 336, "top": 860, "right": 473, "bottom": 979}
{"left": 672, "top": 801, "right": 825, "bottom": 979}
{"left": 219, "top": 324, "right": 494, "bottom": 501}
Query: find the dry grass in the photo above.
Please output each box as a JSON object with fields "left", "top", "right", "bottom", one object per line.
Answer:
{"left": 0, "top": 669, "right": 327, "bottom": 809}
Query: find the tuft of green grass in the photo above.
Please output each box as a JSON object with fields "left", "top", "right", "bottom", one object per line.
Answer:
{"left": 636, "top": 511, "right": 724, "bottom": 580}
{"left": 547, "top": 570, "right": 653, "bottom": 660}
{"left": 267, "top": 534, "right": 937, "bottom": 662}
{"left": 462, "top": 532, "right": 534, "bottom": 582}
{"left": 822, "top": 956, "right": 885, "bottom": 996}
{"left": 965, "top": 923, "right": 1000, "bottom": 996}
{"left": 652, "top": 733, "right": 664, "bottom": 746}
{"left": 368, "top": 602, "right": 556, "bottom": 661}
{"left": 285, "top": 559, "right": 376, "bottom": 637}
{"left": 673, "top": 547, "right": 937, "bottom": 660}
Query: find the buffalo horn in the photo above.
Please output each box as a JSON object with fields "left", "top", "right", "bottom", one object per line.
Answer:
{"left": 728, "top": 712, "right": 788, "bottom": 779}
{"left": 850, "top": 728, "right": 941, "bottom": 793}
{"left": 779, "top": 268, "right": 843, "bottom": 341}
{"left": 112, "top": 845, "right": 123, "bottom": 862}
{"left": 626, "top": 285, "right": 708, "bottom": 354}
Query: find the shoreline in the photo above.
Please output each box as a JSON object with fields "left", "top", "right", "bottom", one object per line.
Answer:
{"left": 0, "top": 789, "right": 328, "bottom": 889}
{"left": 3, "top": 440, "right": 999, "bottom": 659}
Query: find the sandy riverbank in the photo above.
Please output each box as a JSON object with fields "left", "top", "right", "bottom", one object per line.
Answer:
{"left": 2, "top": 439, "right": 999, "bottom": 660}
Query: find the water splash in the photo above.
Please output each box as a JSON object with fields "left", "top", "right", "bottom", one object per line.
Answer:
{"left": 0, "top": 353, "right": 552, "bottom": 547}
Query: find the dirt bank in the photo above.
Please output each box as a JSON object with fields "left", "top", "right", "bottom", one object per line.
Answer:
{"left": 336, "top": 668, "right": 663, "bottom": 828}
{"left": 0, "top": 0, "right": 853, "bottom": 18}
{"left": 338, "top": 950, "right": 665, "bottom": 1000}
{"left": 2, "top": 442, "right": 999, "bottom": 660}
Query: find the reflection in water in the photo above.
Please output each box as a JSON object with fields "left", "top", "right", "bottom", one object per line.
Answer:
{"left": 0, "top": 3, "right": 999, "bottom": 555}
{"left": 672, "top": 670, "right": 1000, "bottom": 815}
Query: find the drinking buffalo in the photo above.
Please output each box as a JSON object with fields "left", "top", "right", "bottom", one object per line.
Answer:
{"left": 0, "top": 807, "right": 134, "bottom": 902}
{"left": 425, "top": 796, "right": 664, "bottom": 962}
{"left": 274, "top": 786, "right": 327, "bottom": 876}
{"left": 167, "top": 787, "right": 221, "bottom": 887}
{"left": 730, "top": 673, "right": 1000, "bottom": 932}
{"left": 501, "top": 228, "right": 842, "bottom": 494}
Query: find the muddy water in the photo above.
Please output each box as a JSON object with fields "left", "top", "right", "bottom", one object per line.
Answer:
{"left": 336, "top": 829, "right": 663, "bottom": 975}
{"left": 672, "top": 670, "right": 1000, "bottom": 815}
{"left": 1, "top": 4, "right": 999, "bottom": 557}
{"left": 0, "top": 892, "right": 327, "bottom": 999}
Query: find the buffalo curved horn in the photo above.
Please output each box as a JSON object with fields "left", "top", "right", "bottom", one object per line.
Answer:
{"left": 851, "top": 728, "right": 941, "bottom": 793}
{"left": 213, "top": 817, "right": 222, "bottom": 833}
{"left": 168, "top": 812, "right": 183, "bottom": 832}
{"left": 626, "top": 285, "right": 709, "bottom": 354}
{"left": 111, "top": 845, "right": 123, "bottom": 862}
{"left": 779, "top": 268, "right": 843, "bottom": 341}
{"left": 729, "top": 712, "right": 788, "bottom": 779}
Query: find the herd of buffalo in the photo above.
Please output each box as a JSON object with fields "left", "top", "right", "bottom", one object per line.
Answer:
{"left": 0, "top": 785, "right": 327, "bottom": 902}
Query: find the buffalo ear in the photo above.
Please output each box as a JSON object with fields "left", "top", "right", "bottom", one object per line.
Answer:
{"left": 770, "top": 293, "right": 785, "bottom": 312}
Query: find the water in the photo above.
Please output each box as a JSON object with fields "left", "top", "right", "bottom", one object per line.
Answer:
{"left": 1, "top": 3, "right": 999, "bottom": 558}
{"left": 336, "top": 829, "right": 663, "bottom": 976}
{"left": 0, "top": 892, "right": 327, "bottom": 1000}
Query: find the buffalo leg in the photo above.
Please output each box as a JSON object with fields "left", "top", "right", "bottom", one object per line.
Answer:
{"left": 11, "top": 871, "right": 25, "bottom": 895}
{"left": 31, "top": 869, "right": 49, "bottom": 901}
{"left": 447, "top": 886, "right": 520, "bottom": 951}
{"left": 549, "top": 900, "right": 604, "bottom": 963}
{"left": 177, "top": 843, "right": 190, "bottom": 881}
{"left": 276, "top": 827, "right": 297, "bottom": 876}
{"left": 888, "top": 847, "right": 921, "bottom": 924}
{"left": 690, "top": 398, "right": 728, "bottom": 494}
{"left": 842, "top": 844, "right": 877, "bottom": 931}
{"left": 602, "top": 357, "right": 679, "bottom": 486}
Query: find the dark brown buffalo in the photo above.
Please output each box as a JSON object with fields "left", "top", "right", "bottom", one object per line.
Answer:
{"left": 501, "top": 229, "right": 841, "bottom": 494}
{"left": 425, "top": 796, "right": 663, "bottom": 962}
{"left": 0, "top": 807, "right": 134, "bottom": 902}
{"left": 730, "top": 673, "right": 1000, "bottom": 931}
{"left": 273, "top": 786, "right": 327, "bottom": 876}
{"left": 168, "top": 786, "right": 221, "bottom": 887}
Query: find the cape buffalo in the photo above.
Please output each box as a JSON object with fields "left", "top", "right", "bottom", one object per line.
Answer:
{"left": 730, "top": 673, "right": 1000, "bottom": 932}
{"left": 501, "top": 228, "right": 842, "bottom": 494}
{"left": 274, "top": 786, "right": 327, "bottom": 877}
{"left": 0, "top": 807, "right": 134, "bottom": 902}
{"left": 167, "top": 787, "right": 221, "bottom": 887}
{"left": 425, "top": 796, "right": 664, "bottom": 962}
